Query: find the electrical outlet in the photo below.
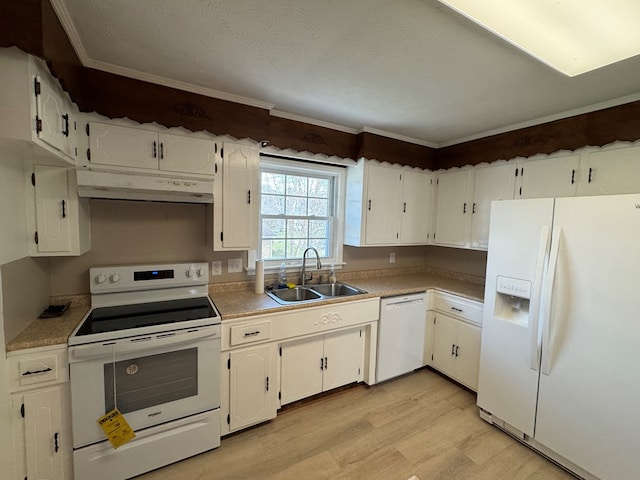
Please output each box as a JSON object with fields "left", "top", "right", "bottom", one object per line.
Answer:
{"left": 228, "top": 258, "right": 243, "bottom": 273}
{"left": 389, "top": 252, "right": 396, "bottom": 264}
{"left": 211, "top": 261, "right": 222, "bottom": 276}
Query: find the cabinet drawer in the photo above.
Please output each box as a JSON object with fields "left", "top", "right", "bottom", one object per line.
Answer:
{"left": 229, "top": 321, "right": 272, "bottom": 346}
{"left": 434, "top": 293, "right": 483, "bottom": 325}
{"left": 7, "top": 346, "right": 68, "bottom": 392}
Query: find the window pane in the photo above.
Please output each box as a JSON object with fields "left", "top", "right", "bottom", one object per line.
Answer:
{"left": 286, "top": 176, "right": 307, "bottom": 196}
{"left": 286, "top": 239, "right": 308, "bottom": 259}
{"left": 262, "top": 239, "right": 285, "bottom": 260}
{"left": 308, "top": 178, "right": 329, "bottom": 198}
{"left": 308, "top": 198, "right": 328, "bottom": 216}
{"left": 261, "top": 194, "right": 284, "bottom": 215}
{"left": 309, "top": 220, "right": 328, "bottom": 238}
{"left": 262, "top": 218, "right": 285, "bottom": 239}
{"left": 287, "top": 219, "right": 309, "bottom": 239}
{"left": 310, "top": 239, "right": 328, "bottom": 257}
{"left": 262, "top": 173, "right": 285, "bottom": 194}
{"left": 286, "top": 197, "right": 307, "bottom": 216}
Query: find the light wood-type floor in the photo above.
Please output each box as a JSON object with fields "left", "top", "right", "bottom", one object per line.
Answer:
{"left": 137, "top": 368, "right": 576, "bottom": 480}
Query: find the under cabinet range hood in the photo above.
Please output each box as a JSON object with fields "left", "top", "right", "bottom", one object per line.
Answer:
{"left": 76, "top": 169, "right": 214, "bottom": 203}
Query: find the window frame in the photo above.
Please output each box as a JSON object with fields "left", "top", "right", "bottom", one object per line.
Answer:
{"left": 255, "top": 155, "right": 346, "bottom": 273}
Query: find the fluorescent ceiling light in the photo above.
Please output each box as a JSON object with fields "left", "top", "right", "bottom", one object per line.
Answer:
{"left": 438, "top": 0, "right": 640, "bottom": 77}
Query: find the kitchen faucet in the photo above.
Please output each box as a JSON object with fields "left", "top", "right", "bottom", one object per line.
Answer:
{"left": 301, "top": 247, "right": 322, "bottom": 286}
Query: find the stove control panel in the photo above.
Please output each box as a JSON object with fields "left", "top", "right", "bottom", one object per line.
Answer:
{"left": 90, "top": 262, "right": 210, "bottom": 294}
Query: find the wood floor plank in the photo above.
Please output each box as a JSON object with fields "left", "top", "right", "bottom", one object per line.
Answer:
{"left": 136, "top": 369, "right": 576, "bottom": 480}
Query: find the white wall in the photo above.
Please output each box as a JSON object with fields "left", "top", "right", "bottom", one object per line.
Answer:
{"left": 0, "top": 143, "right": 28, "bottom": 264}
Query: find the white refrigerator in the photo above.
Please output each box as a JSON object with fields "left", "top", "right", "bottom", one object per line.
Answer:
{"left": 478, "top": 194, "right": 640, "bottom": 480}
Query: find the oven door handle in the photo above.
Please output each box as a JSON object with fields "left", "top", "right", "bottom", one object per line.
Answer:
{"left": 69, "top": 327, "right": 220, "bottom": 362}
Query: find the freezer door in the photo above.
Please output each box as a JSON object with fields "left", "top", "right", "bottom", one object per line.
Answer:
{"left": 477, "top": 198, "right": 554, "bottom": 437}
{"left": 535, "top": 194, "right": 640, "bottom": 480}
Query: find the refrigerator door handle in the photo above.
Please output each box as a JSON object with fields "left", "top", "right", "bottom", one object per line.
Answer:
{"left": 529, "top": 225, "right": 551, "bottom": 371}
{"left": 541, "top": 225, "right": 562, "bottom": 376}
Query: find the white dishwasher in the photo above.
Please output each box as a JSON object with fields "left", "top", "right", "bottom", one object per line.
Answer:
{"left": 376, "top": 292, "right": 427, "bottom": 382}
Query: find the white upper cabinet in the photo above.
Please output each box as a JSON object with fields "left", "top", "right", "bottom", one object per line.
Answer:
{"left": 345, "top": 159, "right": 432, "bottom": 247}
{"left": 364, "top": 163, "right": 403, "bottom": 244}
{"left": 28, "top": 164, "right": 91, "bottom": 256}
{"left": 212, "top": 141, "right": 259, "bottom": 251}
{"left": 576, "top": 142, "right": 640, "bottom": 196}
{"left": 0, "top": 48, "right": 77, "bottom": 165}
{"left": 400, "top": 169, "right": 434, "bottom": 244}
{"left": 469, "top": 163, "right": 517, "bottom": 249}
{"left": 87, "top": 122, "right": 159, "bottom": 170}
{"left": 159, "top": 132, "right": 217, "bottom": 175}
{"left": 433, "top": 168, "right": 472, "bottom": 248}
{"left": 87, "top": 121, "right": 218, "bottom": 176}
{"left": 35, "top": 75, "right": 76, "bottom": 160}
{"left": 518, "top": 152, "right": 580, "bottom": 199}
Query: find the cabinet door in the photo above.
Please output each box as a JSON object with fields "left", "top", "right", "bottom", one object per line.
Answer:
{"left": 217, "top": 142, "right": 259, "bottom": 250}
{"left": 322, "top": 328, "right": 364, "bottom": 391}
{"left": 455, "top": 321, "right": 482, "bottom": 391}
{"left": 24, "top": 388, "right": 64, "bottom": 480}
{"left": 434, "top": 169, "right": 471, "bottom": 247}
{"left": 400, "top": 170, "right": 432, "bottom": 244}
{"left": 280, "top": 336, "right": 324, "bottom": 405}
{"left": 365, "top": 164, "right": 402, "bottom": 244}
{"left": 35, "top": 75, "right": 72, "bottom": 158}
{"left": 33, "top": 165, "right": 71, "bottom": 253}
{"left": 159, "top": 132, "right": 217, "bottom": 175}
{"left": 88, "top": 122, "right": 159, "bottom": 170}
{"left": 229, "top": 345, "right": 277, "bottom": 431}
{"left": 577, "top": 143, "right": 640, "bottom": 196}
{"left": 431, "top": 314, "right": 459, "bottom": 379}
{"left": 519, "top": 154, "right": 579, "bottom": 199}
{"left": 469, "top": 164, "right": 517, "bottom": 249}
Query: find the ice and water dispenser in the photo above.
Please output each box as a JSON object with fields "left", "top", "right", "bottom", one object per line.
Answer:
{"left": 494, "top": 276, "right": 532, "bottom": 327}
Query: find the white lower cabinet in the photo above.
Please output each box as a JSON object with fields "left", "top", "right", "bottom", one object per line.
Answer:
{"left": 280, "top": 327, "right": 364, "bottom": 405}
{"left": 227, "top": 344, "right": 278, "bottom": 432}
{"left": 8, "top": 346, "right": 72, "bottom": 480}
{"left": 219, "top": 298, "right": 379, "bottom": 435}
{"left": 429, "top": 292, "right": 483, "bottom": 391}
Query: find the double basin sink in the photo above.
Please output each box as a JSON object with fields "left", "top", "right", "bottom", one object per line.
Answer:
{"left": 266, "top": 282, "right": 366, "bottom": 305}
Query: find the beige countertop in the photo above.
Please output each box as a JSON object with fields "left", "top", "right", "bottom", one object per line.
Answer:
{"left": 6, "top": 304, "right": 89, "bottom": 353}
{"left": 210, "top": 270, "right": 485, "bottom": 320}
{"left": 6, "top": 268, "right": 485, "bottom": 352}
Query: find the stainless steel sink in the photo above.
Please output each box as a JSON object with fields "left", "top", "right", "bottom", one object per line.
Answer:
{"left": 266, "top": 282, "right": 366, "bottom": 305}
{"left": 267, "top": 287, "right": 321, "bottom": 304}
{"left": 311, "top": 283, "right": 365, "bottom": 297}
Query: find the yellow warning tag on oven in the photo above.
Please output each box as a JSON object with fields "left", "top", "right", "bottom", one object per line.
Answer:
{"left": 97, "top": 408, "right": 136, "bottom": 449}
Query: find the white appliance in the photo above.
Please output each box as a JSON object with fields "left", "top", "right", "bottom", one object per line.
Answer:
{"left": 68, "top": 262, "right": 221, "bottom": 480}
{"left": 376, "top": 293, "right": 426, "bottom": 382}
{"left": 478, "top": 195, "right": 640, "bottom": 480}
{"left": 76, "top": 169, "right": 214, "bottom": 203}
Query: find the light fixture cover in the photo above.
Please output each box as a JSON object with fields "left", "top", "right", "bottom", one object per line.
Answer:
{"left": 438, "top": 0, "right": 640, "bottom": 76}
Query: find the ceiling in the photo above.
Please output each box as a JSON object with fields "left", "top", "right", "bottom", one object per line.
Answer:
{"left": 51, "top": 0, "right": 640, "bottom": 148}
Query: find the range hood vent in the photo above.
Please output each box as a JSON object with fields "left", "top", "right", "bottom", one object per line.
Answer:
{"left": 76, "top": 169, "right": 213, "bottom": 203}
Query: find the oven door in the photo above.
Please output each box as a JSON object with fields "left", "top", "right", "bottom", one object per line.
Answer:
{"left": 69, "top": 325, "right": 220, "bottom": 449}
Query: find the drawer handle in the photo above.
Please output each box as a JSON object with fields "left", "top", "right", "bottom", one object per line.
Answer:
{"left": 22, "top": 367, "right": 53, "bottom": 376}
{"left": 243, "top": 331, "right": 261, "bottom": 337}
{"left": 451, "top": 306, "right": 464, "bottom": 313}
{"left": 54, "top": 432, "right": 60, "bottom": 453}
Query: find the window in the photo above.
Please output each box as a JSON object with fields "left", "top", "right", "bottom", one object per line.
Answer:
{"left": 259, "top": 156, "right": 345, "bottom": 269}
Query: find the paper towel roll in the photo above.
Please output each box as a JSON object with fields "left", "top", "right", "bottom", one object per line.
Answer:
{"left": 254, "top": 260, "right": 264, "bottom": 294}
